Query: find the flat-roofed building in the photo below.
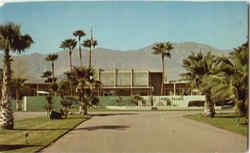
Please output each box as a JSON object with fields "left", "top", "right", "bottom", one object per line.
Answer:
{"left": 96, "top": 69, "right": 153, "bottom": 96}
{"left": 21, "top": 69, "right": 195, "bottom": 96}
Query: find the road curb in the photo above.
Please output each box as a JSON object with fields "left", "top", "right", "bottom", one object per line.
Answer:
{"left": 34, "top": 116, "right": 92, "bottom": 153}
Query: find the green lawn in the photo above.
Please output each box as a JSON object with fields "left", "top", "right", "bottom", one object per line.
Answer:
{"left": 185, "top": 113, "right": 248, "bottom": 136}
{"left": 11, "top": 96, "right": 80, "bottom": 112}
{"left": 0, "top": 114, "right": 90, "bottom": 153}
{"left": 11, "top": 96, "right": 136, "bottom": 112}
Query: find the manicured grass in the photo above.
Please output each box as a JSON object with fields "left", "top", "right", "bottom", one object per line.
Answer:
{"left": 11, "top": 96, "right": 80, "bottom": 112}
{"left": 11, "top": 96, "right": 136, "bottom": 112}
{"left": 185, "top": 113, "right": 248, "bottom": 136}
{"left": 0, "top": 114, "right": 90, "bottom": 153}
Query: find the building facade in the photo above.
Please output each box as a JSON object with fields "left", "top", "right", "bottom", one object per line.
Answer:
{"left": 24, "top": 69, "right": 194, "bottom": 96}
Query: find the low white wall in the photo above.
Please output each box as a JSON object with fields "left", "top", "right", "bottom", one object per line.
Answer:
{"left": 105, "top": 106, "right": 222, "bottom": 111}
{"left": 142, "top": 95, "right": 206, "bottom": 107}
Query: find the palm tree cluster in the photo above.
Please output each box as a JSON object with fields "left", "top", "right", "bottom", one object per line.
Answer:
{"left": 0, "top": 23, "right": 34, "bottom": 129}
{"left": 60, "top": 28, "right": 98, "bottom": 96}
{"left": 60, "top": 28, "right": 98, "bottom": 71}
{"left": 63, "top": 66, "right": 102, "bottom": 115}
{"left": 181, "top": 42, "right": 248, "bottom": 119}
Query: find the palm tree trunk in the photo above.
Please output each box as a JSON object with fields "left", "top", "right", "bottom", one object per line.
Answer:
{"left": 0, "top": 49, "right": 14, "bottom": 129}
{"left": 79, "top": 38, "right": 83, "bottom": 67}
{"left": 69, "top": 50, "right": 73, "bottom": 96}
{"left": 69, "top": 51, "right": 73, "bottom": 72}
{"left": 52, "top": 61, "right": 57, "bottom": 96}
{"left": 204, "top": 89, "right": 215, "bottom": 117}
{"left": 79, "top": 46, "right": 83, "bottom": 67}
{"left": 84, "top": 102, "right": 88, "bottom": 115}
{"left": 161, "top": 55, "right": 165, "bottom": 95}
{"left": 52, "top": 62, "right": 55, "bottom": 80}
{"left": 89, "top": 47, "right": 92, "bottom": 68}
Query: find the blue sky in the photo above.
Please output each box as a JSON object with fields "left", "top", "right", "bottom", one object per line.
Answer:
{"left": 0, "top": 1, "right": 248, "bottom": 54}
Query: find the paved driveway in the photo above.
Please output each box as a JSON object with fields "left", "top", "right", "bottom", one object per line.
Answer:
{"left": 42, "top": 111, "right": 247, "bottom": 153}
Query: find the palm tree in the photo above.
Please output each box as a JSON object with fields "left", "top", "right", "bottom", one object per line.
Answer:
{"left": 59, "top": 40, "right": 67, "bottom": 51}
{"left": 45, "top": 54, "right": 58, "bottom": 82}
{"left": 73, "top": 30, "right": 86, "bottom": 66}
{"left": 207, "top": 42, "right": 248, "bottom": 117}
{"left": 181, "top": 51, "right": 219, "bottom": 117}
{"left": 152, "top": 42, "right": 174, "bottom": 95}
{"left": 63, "top": 39, "right": 77, "bottom": 72}
{"left": 0, "top": 23, "right": 33, "bottom": 129}
{"left": 11, "top": 77, "right": 26, "bottom": 111}
{"left": 57, "top": 80, "right": 70, "bottom": 98}
{"left": 65, "top": 66, "right": 101, "bottom": 115}
{"left": 61, "top": 39, "right": 77, "bottom": 96}
{"left": 41, "top": 70, "right": 53, "bottom": 83}
{"left": 82, "top": 39, "right": 98, "bottom": 68}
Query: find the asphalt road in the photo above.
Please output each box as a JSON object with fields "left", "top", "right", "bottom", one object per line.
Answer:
{"left": 42, "top": 111, "right": 247, "bottom": 153}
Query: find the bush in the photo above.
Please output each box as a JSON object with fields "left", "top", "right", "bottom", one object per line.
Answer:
{"left": 188, "top": 100, "right": 205, "bottom": 107}
{"left": 116, "top": 96, "right": 122, "bottom": 103}
{"left": 60, "top": 96, "right": 78, "bottom": 118}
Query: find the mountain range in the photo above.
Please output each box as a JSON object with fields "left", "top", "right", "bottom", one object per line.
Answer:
{"left": 0, "top": 42, "right": 231, "bottom": 83}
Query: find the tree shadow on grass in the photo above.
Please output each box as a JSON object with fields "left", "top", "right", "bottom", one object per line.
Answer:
{"left": 91, "top": 113, "right": 138, "bottom": 117}
{"left": 215, "top": 115, "right": 242, "bottom": 118}
{"left": 13, "top": 128, "right": 71, "bottom": 131}
{"left": 75, "top": 125, "right": 130, "bottom": 131}
{"left": 0, "top": 144, "right": 42, "bottom": 151}
{"left": 14, "top": 125, "right": 130, "bottom": 131}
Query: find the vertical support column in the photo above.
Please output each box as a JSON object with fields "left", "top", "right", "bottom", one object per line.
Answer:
{"left": 147, "top": 88, "right": 150, "bottom": 96}
{"left": 114, "top": 69, "right": 118, "bottom": 96}
{"left": 147, "top": 69, "right": 150, "bottom": 88}
{"left": 147, "top": 70, "right": 150, "bottom": 96}
{"left": 36, "top": 84, "right": 39, "bottom": 96}
{"left": 23, "top": 96, "right": 27, "bottom": 112}
{"left": 174, "top": 82, "right": 176, "bottom": 96}
{"left": 130, "top": 69, "right": 134, "bottom": 96}
{"left": 98, "top": 69, "right": 101, "bottom": 96}
{"left": 114, "top": 69, "right": 117, "bottom": 88}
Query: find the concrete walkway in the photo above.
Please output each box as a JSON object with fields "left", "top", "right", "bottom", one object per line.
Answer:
{"left": 42, "top": 111, "right": 247, "bottom": 153}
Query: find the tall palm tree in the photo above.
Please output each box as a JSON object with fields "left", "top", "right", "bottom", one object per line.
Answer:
{"left": 82, "top": 39, "right": 98, "bottom": 68}
{"left": 45, "top": 54, "right": 58, "bottom": 82}
{"left": 63, "top": 39, "right": 77, "bottom": 72}
{"left": 0, "top": 23, "right": 33, "bottom": 129}
{"left": 62, "top": 39, "right": 77, "bottom": 96}
{"left": 152, "top": 42, "right": 174, "bottom": 95}
{"left": 73, "top": 30, "right": 86, "bottom": 66}
{"left": 181, "top": 51, "right": 219, "bottom": 117}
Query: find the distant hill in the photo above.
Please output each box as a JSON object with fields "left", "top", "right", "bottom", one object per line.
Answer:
{"left": 0, "top": 42, "right": 231, "bottom": 83}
